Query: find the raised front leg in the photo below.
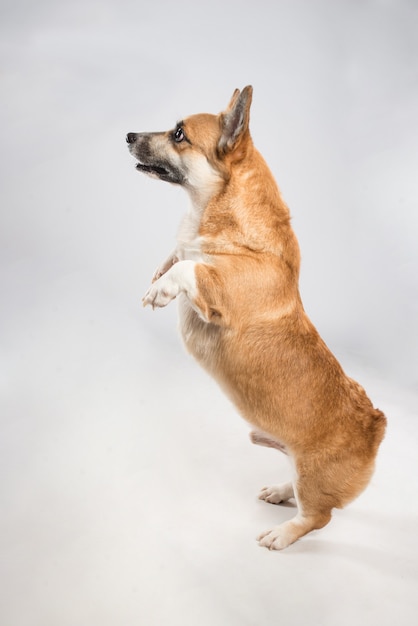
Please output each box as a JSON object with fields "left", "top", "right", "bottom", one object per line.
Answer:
{"left": 143, "top": 260, "right": 197, "bottom": 309}
{"left": 152, "top": 251, "right": 179, "bottom": 283}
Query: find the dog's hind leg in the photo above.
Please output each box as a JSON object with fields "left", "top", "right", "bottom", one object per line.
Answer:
{"left": 258, "top": 480, "right": 333, "bottom": 550}
{"left": 257, "top": 456, "right": 344, "bottom": 550}
{"left": 258, "top": 483, "right": 295, "bottom": 504}
{"left": 257, "top": 508, "right": 332, "bottom": 551}
{"left": 250, "top": 430, "right": 294, "bottom": 503}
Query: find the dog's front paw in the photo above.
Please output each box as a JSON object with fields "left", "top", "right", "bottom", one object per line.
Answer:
{"left": 152, "top": 253, "right": 179, "bottom": 283}
{"left": 143, "top": 275, "right": 179, "bottom": 309}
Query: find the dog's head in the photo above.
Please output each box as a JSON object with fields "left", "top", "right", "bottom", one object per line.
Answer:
{"left": 126, "top": 86, "right": 253, "bottom": 199}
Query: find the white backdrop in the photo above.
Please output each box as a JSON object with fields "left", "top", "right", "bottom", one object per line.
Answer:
{"left": 1, "top": 0, "right": 417, "bottom": 385}
{"left": 1, "top": 1, "right": 418, "bottom": 625}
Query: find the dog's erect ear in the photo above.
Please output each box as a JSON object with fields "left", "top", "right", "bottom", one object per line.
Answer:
{"left": 225, "top": 88, "right": 241, "bottom": 113}
{"left": 219, "top": 85, "right": 253, "bottom": 153}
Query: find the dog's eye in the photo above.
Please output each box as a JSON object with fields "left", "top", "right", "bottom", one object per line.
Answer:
{"left": 174, "top": 127, "right": 185, "bottom": 143}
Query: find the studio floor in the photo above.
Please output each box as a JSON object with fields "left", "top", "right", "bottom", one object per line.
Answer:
{"left": 1, "top": 265, "right": 417, "bottom": 626}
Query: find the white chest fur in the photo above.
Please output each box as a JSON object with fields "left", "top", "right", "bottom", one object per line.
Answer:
{"left": 176, "top": 204, "right": 206, "bottom": 263}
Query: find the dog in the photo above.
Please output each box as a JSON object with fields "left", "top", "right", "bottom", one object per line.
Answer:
{"left": 126, "top": 86, "right": 386, "bottom": 550}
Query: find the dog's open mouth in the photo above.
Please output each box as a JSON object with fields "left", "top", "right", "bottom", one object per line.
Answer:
{"left": 135, "top": 159, "right": 185, "bottom": 185}
{"left": 135, "top": 162, "right": 169, "bottom": 177}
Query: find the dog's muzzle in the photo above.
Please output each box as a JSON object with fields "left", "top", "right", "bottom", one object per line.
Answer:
{"left": 125, "top": 131, "right": 185, "bottom": 185}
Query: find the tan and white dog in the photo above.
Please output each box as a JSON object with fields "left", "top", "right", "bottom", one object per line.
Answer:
{"left": 126, "top": 86, "right": 386, "bottom": 550}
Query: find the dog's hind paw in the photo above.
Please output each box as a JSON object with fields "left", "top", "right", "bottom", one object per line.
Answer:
{"left": 257, "top": 525, "right": 295, "bottom": 551}
{"left": 258, "top": 483, "right": 294, "bottom": 504}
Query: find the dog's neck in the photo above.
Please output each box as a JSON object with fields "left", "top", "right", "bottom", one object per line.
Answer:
{"left": 177, "top": 141, "right": 297, "bottom": 269}
{"left": 185, "top": 155, "right": 225, "bottom": 215}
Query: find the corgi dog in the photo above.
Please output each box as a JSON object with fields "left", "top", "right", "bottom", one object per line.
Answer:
{"left": 126, "top": 86, "right": 386, "bottom": 550}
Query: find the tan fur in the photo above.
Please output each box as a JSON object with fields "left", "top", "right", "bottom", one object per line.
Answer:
{"left": 127, "top": 86, "right": 387, "bottom": 549}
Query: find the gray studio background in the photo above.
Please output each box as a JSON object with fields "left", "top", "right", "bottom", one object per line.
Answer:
{"left": 1, "top": 1, "right": 417, "bottom": 625}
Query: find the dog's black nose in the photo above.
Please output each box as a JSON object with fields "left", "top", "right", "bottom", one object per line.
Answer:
{"left": 126, "top": 132, "right": 138, "bottom": 144}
